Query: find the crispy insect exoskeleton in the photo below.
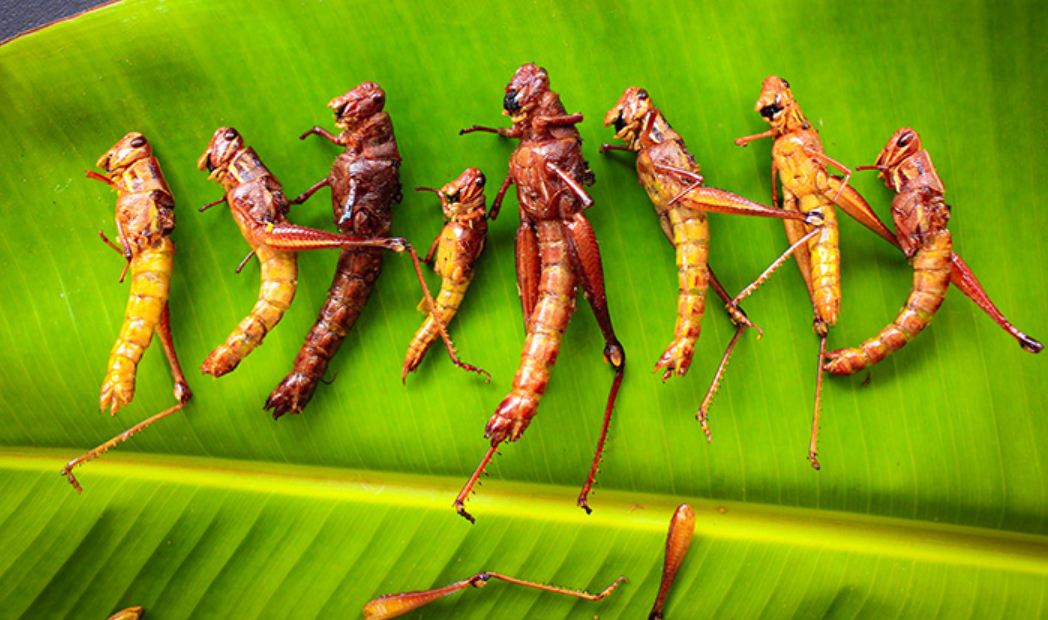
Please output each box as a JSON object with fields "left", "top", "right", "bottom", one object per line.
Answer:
{"left": 61, "top": 133, "right": 192, "bottom": 492}
{"left": 261, "top": 84, "right": 488, "bottom": 417}
{"left": 197, "top": 127, "right": 478, "bottom": 383}
{"left": 105, "top": 606, "right": 144, "bottom": 620}
{"left": 403, "top": 167, "right": 488, "bottom": 379}
{"left": 735, "top": 76, "right": 1041, "bottom": 468}
{"left": 362, "top": 571, "right": 626, "bottom": 620}
{"left": 601, "top": 87, "right": 822, "bottom": 440}
{"left": 649, "top": 503, "right": 696, "bottom": 620}
{"left": 824, "top": 129, "right": 953, "bottom": 373}
{"left": 456, "top": 63, "right": 626, "bottom": 521}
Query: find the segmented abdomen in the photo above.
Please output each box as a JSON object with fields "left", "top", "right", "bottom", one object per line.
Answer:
{"left": 801, "top": 194, "right": 840, "bottom": 329}
{"left": 486, "top": 221, "right": 576, "bottom": 443}
{"left": 100, "top": 239, "right": 174, "bottom": 413}
{"left": 403, "top": 270, "right": 472, "bottom": 375}
{"left": 825, "top": 231, "right": 952, "bottom": 374}
{"left": 265, "top": 248, "right": 381, "bottom": 415}
{"left": 201, "top": 245, "right": 297, "bottom": 377}
{"left": 655, "top": 204, "right": 709, "bottom": 375}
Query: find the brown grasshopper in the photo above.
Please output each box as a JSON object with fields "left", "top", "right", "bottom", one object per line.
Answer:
{"left": 456, "top": 63, "right": 626, "bottom": 521}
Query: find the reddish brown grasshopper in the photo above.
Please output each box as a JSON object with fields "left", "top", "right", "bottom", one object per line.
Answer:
{"left": 823, "top": 129, "right": 951, "bottom": 372}
{"left": 198, "top": 127, "right": 465, "bottom": 380}
{"left": 262, "top": 83, "right": 485, "bottom": 416}
{"left": 601, "top": 87, "right": 822, "bottom": 439}
{"left": 735, "top": 76, "right": 1042, "bottom": 468}
{"left": 62, "top": 132, "right": 192, "bottom": 492}
{"left": 363, "top": 571, "right": 626, "bottom": 619}
{"left": 456, "top": 63, "right": 626, "bottom": 521}
{"left": 404, "top": 167, "right": 488, "bottom": 379}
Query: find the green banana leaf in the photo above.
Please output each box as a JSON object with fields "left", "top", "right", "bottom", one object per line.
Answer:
{"left": 1, "top": 0, "right": 1045, "bottom": 617}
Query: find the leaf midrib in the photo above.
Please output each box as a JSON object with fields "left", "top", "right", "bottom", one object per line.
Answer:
{"left": 5, "top": 447, "right": 1045, "bottom": 577}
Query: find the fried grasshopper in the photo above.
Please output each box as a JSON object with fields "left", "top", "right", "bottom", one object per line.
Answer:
{"left": 823, "top": 128, "right": 951, "bottom": 372}
{"left": 601, "top": 87, "right": 821, "bottom": 438}
{"left": 62, "top": 132, "right": 192, "bottom": 491}
{"left": 198, "top": 127, "right": 450, "bottom": 379}
{"left": 262, "top": 83, "right": 486, "bottom": 417}
{"left": 404, "top": 167, "right": 489, "bottom": 379}
{"left": 735, "top": 76, "right": 1041, "bottom": 467}
{"left": 456, "top": 63, "right": 626, "bottom": 520}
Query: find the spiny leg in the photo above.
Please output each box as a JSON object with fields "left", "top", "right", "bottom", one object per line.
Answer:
{"left": 809, "top": 335, "right": 827, "bottom": 470}
{"left": 729, "top": 227, "right": 821, "bottom": 308}
{"left": 362, "top": 571, "right": 626, "bottom": 620}
{"left": 61, "top": 401, "right": 187, "bottom": 492}
{"left": 696, "top": 325, "right": 745, "bottom": 443}
{"left": 261, "top": 225, "right": 490, "bottom": 381}
{"left": 949, "top": 253, "right": 1043, "bottom": 353}
{"left": 454, "top": 444, "right": 499, "bottom": 523}
{"left": 577, "top": 367, "right": 625, "bottom": 513}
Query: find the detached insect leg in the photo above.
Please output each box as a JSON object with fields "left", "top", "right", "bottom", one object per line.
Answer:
{"left": 61, "top": 400, "right": 187, "bottom": 493}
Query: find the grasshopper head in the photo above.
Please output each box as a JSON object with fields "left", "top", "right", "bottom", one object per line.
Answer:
{"left": 502, "top": 63, "right": 550, "bottom": 122}
{"left": 198, "top": 127, "right": 244, "bottom": 177}
{"left": 96, "top": 132, "right": 152, "bottom": 174}
{"left": 604, "top": 87, "right": 653, "bottom": 150}
{"left": 329, "top": 82, "right": 386, "bottom": 130}
{"left": 755, "top": 75, "right": 801, "bottom": 132}
{"left": 439, "top": 167, "right": 486, "bottom": 220}
{"left": 419, "top": 168, "right": 487, "bottom": 221}
{"left": 871, "top": 127, "right": 923, "bottom": 190}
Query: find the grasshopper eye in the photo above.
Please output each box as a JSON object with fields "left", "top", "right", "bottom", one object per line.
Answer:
{"left": 781, "top": 78, "right": 790, "bottom": 88}
{"left": 503, "top": 89, "right": 521, "bottom": 113}
{"left": 223, "top": 129, "right": 237, "bottom": 140}
{"left": 475, "top": 174, "right": 485, "bottom": 187}
{"left": 760, "top": 104, "right": 784, "bottom": 119}
{"left": 897, "top": 132, "right": 915, "bottom": 147}
{"left": 130, "top": 136, "right": 146, "bottom": 148}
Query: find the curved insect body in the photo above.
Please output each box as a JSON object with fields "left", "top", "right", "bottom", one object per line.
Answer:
{"left": 601, "top": 87, "right": 819, "bottom": 439}
{"left": 825, "top": 129, "right": 953, "bottom": 374}
{"left": 456, "top": 63, "right": 625, "bottom": 521}
{"left": 197, "top": 127, "right": 460, "bottom": 384}
{"left": 736, "top": 77, "right": 1040, "bottom": 468}
{"left": 63, "top": 132, "right": 192, "bottom": 492}
{"left": 265, "top": 83, "right": 402, "bottom": 417}
{"left": 198, "top": 128, "right": 300, "bottom": 377}
{"left": 403, "top": 167, "right": 488, "bottom": 379}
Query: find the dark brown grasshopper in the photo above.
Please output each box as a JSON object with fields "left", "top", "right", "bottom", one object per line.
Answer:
{"left": 456, "top": 63, "right": 626, "bottom": 521}
{"left": 262, "top": 83, "right": 486, "bottom": 417}
{"left": 198, "top": 127, "right": 456, "bottom": 381}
